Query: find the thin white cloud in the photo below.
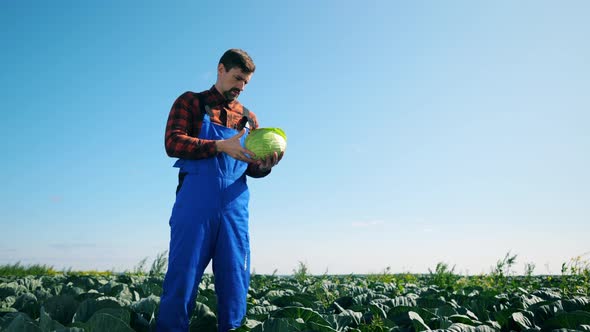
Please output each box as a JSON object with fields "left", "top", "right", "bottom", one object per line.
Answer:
{"left": 351, "top": 220, "right": 385, "bottom": 228}
{"left": 49, "top": 243, "right": 98, "bottom": 251}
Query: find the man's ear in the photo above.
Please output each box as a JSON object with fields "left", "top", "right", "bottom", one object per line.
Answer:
{"left": 217, "top": 63, "right": 226, "bottom": 75}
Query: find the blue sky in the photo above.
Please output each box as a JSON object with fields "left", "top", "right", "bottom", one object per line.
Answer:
{"left": 1, "top": 1, "right": 588, "bottom": 275}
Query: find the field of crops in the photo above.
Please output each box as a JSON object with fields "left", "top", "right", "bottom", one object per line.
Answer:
{"left": 1, "top": 260, "right": 589, "bottom": 332}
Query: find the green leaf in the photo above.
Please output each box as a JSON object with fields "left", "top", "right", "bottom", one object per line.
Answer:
{"left": 0, "top": 307, "right": 18, "bottom": 314}
{"left": 433, "top": 322, "right": 498, "bottom": 332}
{"left": 3, "top": 313, "right": 42, "bottom": 332}
{"left": 387, "top": 296, "right": 417, "bottom": 308}
{"left": 73, "top": 298, "right": 122, "bottom": 323}
{"left": 43, "top": 295, "right": 79, "bottom": 325}
{"left": 369, "top": 303, "right": 388, "bottom": 320}
{"left": 136, "top": 281, "right": 163, "bottom": 298}
{"left": 247, "top": 305, "right": 280, "bottom": 321}
{"left": 197, "top": 288, "right": 218, "bottom": 312}
{"left": 492, "top": 308, "right": 517, "bottom": 329}
{"left": 270, "top": 294, "right": 317, "bottom": 308}
{"left": 465, "top": 297, "right": 492, "bottom": 322}
{"left": 339, "top": 309, "right": 363, "bottom": 327}
{"left": 482, "top": 320, "right": 501, "bottom": 330}
{"left": 510, "top": 311, "right": 535, "bottom": 330}
{"left": 387, "top": 308, "right": 431, "bottom": 331}
{"left": 91, "top": 308, "right": 131, "bottom": 324}
{"left": 264, "top": 289, "right": 295, "bottom": 301}
{"left": 433, "top": 317, "right": 454, "bottom": 330}
{"left": 0, "top": 282, "right": 28, "bottom": 298}
{"left": 307, "top": 320, "right": 340, "bottom": 332}
{"left": 12, "top": 293, "right": 40, "bottom": 319}
{"left": 74, "top": 291, "right": 103, "bottom": 303}
{"left": 2, "top": 295, "right": 17, "bottom": 309}
{"left": 352, "top": 292, "right": 388, "bottom": 307}
{"left": 409, "top": 311, "right": 431, "bottom": 331}
{"left": 449, "top": 314, "right": 479, "bottom": 326}
{"left": 541, "top": 310, "right": 590, "bottom": 331}
{"left": 55, "top": 328, "right": 86, "bottom": 332}
{"left": 515, "top": 293, "right": 545, "bottom": 309}
{"left": 435, "top": 304, "right": 458, "bottom": 317}
{"left": 324, "top": 314, "right": 355, "bottom": 330}
{"left": 333, "top": 296, "right": 354, "bottom": 310}
{"left": 230, "top": 318, "right": 261, "bottom": 331}
{"left": 60, "top": 286, "right": 85, "bottom": 298}
{"left": 250, "top": 317, "right": 304, "bottom": 332}
{"left": 130, "top": 294, "right": 160, "bottom": 316}
{"left": 455, "top": 307, "right": 480, "bottom": 322}
{"left": 533, "top": 289, "right": 562, "bottom": 301}
{"left": 388, "top": 306, "right": 437, "bottom": 324}
{"left": 189, "top": 302, "right": 217, "bottom": 332}
{"left": 417, "top": 297, "right": 448, "bottom": 308}
{"left": 86, "top": 312, "right": 134, "bottom": 332}
{"left": 562, "top": 297, "right": 590, "bottom": 312}
{"left": 22, "top": 276, "right": 42, "bottom": 289}
{"left": 115, "top": 285, "right": 134, "bottom": 306}
{"left": 271, "top": 307, "right": 335, "bottom": 331}
{"left": 39, "top": 306, "right": 65, "bottom": 331}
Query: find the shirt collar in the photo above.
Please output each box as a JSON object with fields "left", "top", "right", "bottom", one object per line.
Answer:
{"left": 208, "top": 85, "right": 237, "bottom": 108}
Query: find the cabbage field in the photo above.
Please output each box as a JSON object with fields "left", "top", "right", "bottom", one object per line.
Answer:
{"left": 1, "top": 260, "right": 589, "bottom": 332}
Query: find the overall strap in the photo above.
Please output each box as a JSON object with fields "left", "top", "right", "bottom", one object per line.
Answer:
{"left": 196, "top": 92, "right": 213, "bottom": 118}
{"left": 238, "top": 106, "right": 256, "bottom": 130}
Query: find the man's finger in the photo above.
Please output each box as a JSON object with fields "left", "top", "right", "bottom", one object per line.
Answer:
{"left": 241, "top": 151, "right": 256, "bottom": 163}
{"left": 244, "top": 148, "right": 256, "bottom": 159}
{"left": 235, "top": 128, "right": 246, "bottom": 139}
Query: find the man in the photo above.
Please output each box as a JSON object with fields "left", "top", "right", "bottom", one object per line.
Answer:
{"left": 157, "top": 49, "right": 282, "bottom": 331}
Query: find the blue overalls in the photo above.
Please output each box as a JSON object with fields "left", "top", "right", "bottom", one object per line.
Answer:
{"left": 157, "top": 108, "right": 251, "bottom": 332}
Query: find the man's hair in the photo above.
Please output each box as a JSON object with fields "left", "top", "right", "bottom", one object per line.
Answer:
{"left": 219, "top": 49, "right": 256, "bottom": 74}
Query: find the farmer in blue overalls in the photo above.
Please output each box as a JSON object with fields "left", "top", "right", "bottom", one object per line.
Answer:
{"left": 157, "top": 49, "right": 282, "bottom": 332}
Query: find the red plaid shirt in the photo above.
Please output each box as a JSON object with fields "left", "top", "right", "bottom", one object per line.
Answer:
{"left": 165, "top": 86, "right": 270, "bottom": 178}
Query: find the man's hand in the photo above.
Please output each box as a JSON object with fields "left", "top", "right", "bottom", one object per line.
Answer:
{"left": 256, "top": 151, "right": 284, "bottom": 172}
{"left": 216, "top": 129, "right": 257, "bottom": 163}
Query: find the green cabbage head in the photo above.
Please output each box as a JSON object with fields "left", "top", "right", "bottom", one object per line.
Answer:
{"left": 245, "top": 127, "right": 287, "bottom": 160}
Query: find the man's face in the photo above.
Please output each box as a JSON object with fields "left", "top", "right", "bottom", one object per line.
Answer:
{"left": 217, "top": 64, "right": 252, "bottom": 101}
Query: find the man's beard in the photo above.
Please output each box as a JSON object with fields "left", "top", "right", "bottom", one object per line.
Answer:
{"left": 223, "top": 88, "right": 240, "bottom": 101}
